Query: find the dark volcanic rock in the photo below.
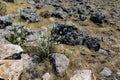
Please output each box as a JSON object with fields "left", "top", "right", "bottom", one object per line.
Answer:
{"left": 90, "top": 10, "right": 107, "bottom": 25}
{"left": 52, "top": 23, "right": 88, "bottom": 45}
{"left": 83, "top": 36, "right": 100, "bottom": 51}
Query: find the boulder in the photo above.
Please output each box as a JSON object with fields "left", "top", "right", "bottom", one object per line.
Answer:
{"left": 52, "top": 23, "right": 88, "bottom": 45}
{"left": 70, "top": 70, "right": 96, "bottom": 80}
{"left": 0, "top": 54, "right": 32, "bottom": 80}
{"left": 50, "top": 53, "right": 70, "bottom": 76}
{"left": 0, "top": 44, "right": 23, "bottom": 59}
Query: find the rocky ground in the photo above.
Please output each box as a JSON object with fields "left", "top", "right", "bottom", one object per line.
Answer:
{"left": 0, "top": 0, "right": 120, "bottom": 80}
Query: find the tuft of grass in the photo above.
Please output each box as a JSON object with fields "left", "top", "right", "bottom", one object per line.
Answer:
{"left": 38, "top": 31, "right": 56, "bottom": 61}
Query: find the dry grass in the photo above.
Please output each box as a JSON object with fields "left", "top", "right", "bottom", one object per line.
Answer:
{"left": 2, "top": 0, "right": 120, "bottom": 80}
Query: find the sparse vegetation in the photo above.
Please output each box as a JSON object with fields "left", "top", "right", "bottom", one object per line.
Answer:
{"left": 38, "top": 31, "right": 56, "bottom": 61}
{"left": 5, "top": 23, "right": 29, "bottom": 46}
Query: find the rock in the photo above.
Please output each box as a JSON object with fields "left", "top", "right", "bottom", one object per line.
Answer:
{"left": 50, "top": 53, "right": 70, "bottom": 76}
{"left": 42, "top": 72, "right": 51, "bottom": 80}
{"left": 52, "top": 23, "right": 88, "bottom": 45}
{"left": 90, "top": 10, "right": 107, "bottom": 24}
{"left": 28, "top": 0, "right": 40, "bottom": 4}
{"left": 5, "top": 0, "right": 16, "bottom": 2}
{"left": 86, "top": 4, "right": 95, "bottom": 14}
{"left": 51, "top": 10, "right": 68, "bottom": 19}
{"left": 100, "top": 67, "right": 112, "bottom": 77}
{"left": 110, "top": 9, "right": 120, "bottom": 20}
{"left": 70, "top": 70, "right": 96, "bottom": 80}
{"left": 40, "top": 11, "right": 51, "bottom": 18}
{"left": 0, "top": 16, "right": 12, "bottom": 28}
{"left": 98, "top": 48, "right": 116, "bottom": 56}
{"left": 80, "top": 14, "right": 87, "bottom": 21}
{"left": 0, "top": 29, "right": 10, "bottom": 44}
{"left": 0, "top": 44, "right": 23, "bottom": 59}
{"left": 62, "top": 7, "right": 73, "bottom": 16}
{"left": 20, "top": 7, "right": 41, "bottom": 22}
{"left": 0, "top": 54, "right": 32, "bottom": 80}
{"left": 35, "top": 3, "right": 43, "bottom": 9}
{"left": 117, "top": 72, "right": 120, "bottom": 76}
{"left": 78, "top": 8, "right": 89, "bottom": 15}
{"left": 102, "top": 36, "right": 117, "bottom": 44}
{"left": 83, "top": 36, "right": 100, "bottom": 51}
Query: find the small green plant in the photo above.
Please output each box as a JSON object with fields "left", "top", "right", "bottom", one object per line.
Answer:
{"left": 38, "top": 31, "right": 56, "bottom": 61}
{"left": 5, "top": 23, "right": 29, "bottom": 46}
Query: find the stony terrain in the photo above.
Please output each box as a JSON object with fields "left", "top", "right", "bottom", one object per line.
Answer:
{"left": 0, "top": 0, "right": 120, "bottom": 80}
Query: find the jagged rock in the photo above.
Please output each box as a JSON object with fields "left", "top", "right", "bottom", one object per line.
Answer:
{"left": 100, "top": 67, "right": 112, "bottom": 77}
{"left": 0, "top": 54, "right": 32, "bottom": 80}
{"left": 50, "top": 53, "right": 70, "bottom": 76}
{"left": 0, "top": 16, "right": 12, "bottom": 28}
{"left": 52, "top": 23, "right": 88, "bottom": 45}
{"left": 70, "top": 70, "right": 96, "bottom": 80}
{"left": 83, "top": 36, "right": 100, "bottom": 51}
{"left": 42, "top": 72, "right": 51, "bottom": 80}
{"left": 20, "top": 7, "right": 41, "bottom": 22}
{"left": 0, "top": 44, "right": 23, "bottom": 59}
